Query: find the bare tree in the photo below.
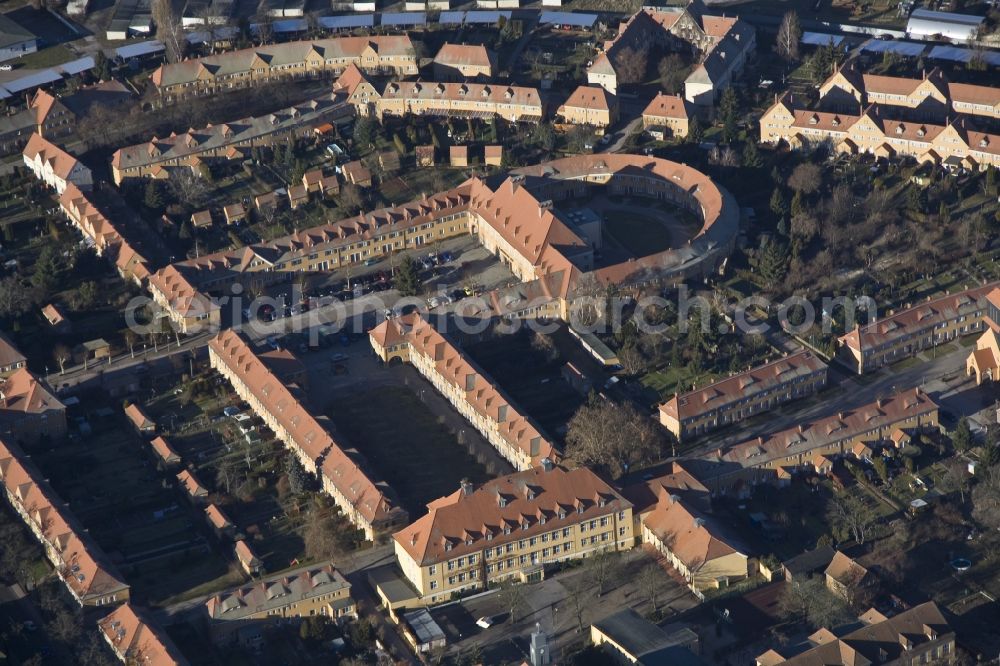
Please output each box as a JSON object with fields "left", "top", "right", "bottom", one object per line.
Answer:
{"left": 566, "top": 397, "right": 665, "bottom": 478}
{"left": 637, "top": 562, "right": 664, "bottom": 614}
{"left": 497, "top": 581, "right": 526, "bottom": 624}
{"left": 53, "top": 344, "right": 72, "bottom": 374}
{"left": 827, "top": 491, "right": 877, "bottom": 544}
{"left": 972, "top": 463, "right": 1000, "bottom": 530}
{"left": 787, "top": 163, "right": 822, "bottom": 195}
{"left": 613, "top": 46, "right": 649, "bottom": 85}
{"left": 152, "top": 0, "right": 185, "bottom": 63}
{"left": 586, "top": 549, "right": 619, "bottom": 597}
{"left": 775, "top": 11, "right": 802, "bottom": 63}
{"left": 657, "top": 54, "right": 688, "bottom": 94}
{"left": 169, "top": 170, "right": 211, "bottom": 209}
{"left": 778, "top": 577, "right": 851, "bottom": 629}
{"left": 564, "top": 574, "right": 589, "bottom": 633}
{"left": 338, "top": 184, "right": 366, "bottom": 215}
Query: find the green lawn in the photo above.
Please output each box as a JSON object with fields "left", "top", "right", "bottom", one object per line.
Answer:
{"left": 326, "top": 386, "right": 492, "bottom": 516}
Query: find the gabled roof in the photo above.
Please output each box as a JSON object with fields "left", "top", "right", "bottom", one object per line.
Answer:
{"left": 433, "top": 43, "right": 494, "bottom": 69}
{"left": 559, "top": 85, "right": 615, "bottom": 112}
{"left": 209, "top": 330, "right": 403, "bottom": 527}
{"left": 642, "top": 491, "right": 745, "bottom": 570}
{"left": 393, "top": 464, "right": 628, "bottom": 566}
{"left": 660, "top": 351, "right": 826, "bottom": 423}
{"left": 98, "top": 603, "right": 189, "bottom": 666}
{"left": 0, "top": 438, "right": 128, "bottom": 603}
{"left": 23, "top": 133, "right": 85, "bottom": 180}
{"left": 206, "top": 562, "right": 350, "bottom": 620}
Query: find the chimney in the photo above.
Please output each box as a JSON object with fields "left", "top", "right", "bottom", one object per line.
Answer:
{"left": 540, "top": 457, "right": 554, "bottom": 472}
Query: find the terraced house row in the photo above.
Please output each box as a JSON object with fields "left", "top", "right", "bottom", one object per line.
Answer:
{"left": 658, "top": 351, "right": 828, "bottom": 442}
{"left": 110, "top": 92, "right": 352, "bottom": 184}
{"left": 0, "top": 438, "right": 130, "bottom": 606}
{"left": 204, "top": 563, "right": 355, "bottom": 646}
{"left": 761, "top": 97, "right": 1000, "bottom": 168}
{"left": 685, "top": 388, "right": 939, "bottom": 495}
{"left": 335, "top": 64, "right": 543, "bottom": 123}
{"left": 208, "top": 330, "right": 407, "bottom": 541}
{"left": 369, "top": 313, "right": 558, "bottom": 471}
{"left": 818, "top": 60, "right": 1000, "bottom": 121}
{"left": 837, "top": 281, "right": 998, "bottom": 374}
{"left": 151, "top": 35, "right": 418, "bottom": 101}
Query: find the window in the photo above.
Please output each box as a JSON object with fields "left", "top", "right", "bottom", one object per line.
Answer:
{"left": 430, "top": 581, "right": 438, "bottom": 590}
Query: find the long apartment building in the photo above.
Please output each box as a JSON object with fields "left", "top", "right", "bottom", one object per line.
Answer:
{"left": 588, "top": 6, "right": 755, "bottom": 105}
{"left": 98, "top": 602, "right": 189, "bottom": 666}
{"left": 369, "top": 313, "right": 558, "bottom": 471}
{"left": 659, "top": 351, "right": 828, "bottom": 442}
{"left": 208, "top": 330, "right": 407, "bottom": 540}
{"left": 685, "top": 388, "right": 938, "bottom": 495}
{"left": 837, "top": 282, "right": 998, "bottom": 374}
{"left": 0, "top": 438, "right": 130, "bottom": 606}
{"left": 59, "top": 183, "right": 152, "bottom": 286}
{"left": 335, "top": 65, "right": 542, "bottom": 123}
{"left": 110, "top": 93, "right": 351, "bottom": 184}
{"left": 150, "top": 154, "right": 737, "bottom": 334}
{"left": 393, "top": 462, "right": 634, "bottom": 604}
{"left": 204, "top": 563, "right": 355, "bottom": 646}
{"left": 818, "top": 61, "right": 1000, "bottom": 121}
{"left": 150, "top": 35, "right": 418, "bottom": 101}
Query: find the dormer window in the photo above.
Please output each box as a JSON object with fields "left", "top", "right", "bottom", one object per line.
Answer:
{"left": 486, "top": 532, "right": 493, "bottom": 541}
{"left": 896, "top": 125, "right": 904, "bottom": 135}
{"left": 466, "top": 538, "right": 473, "bottom": 546}
{"left": 445, "top": 542, "right": 453, "bottom": 552}
{"left": 540, "top": 516, "right": 546, "bottom": 524}
{"left": 809, "top": 114, "right": 818, "bottom": 125}
{"left": 503, "top": 526, "right": 511, "bottom": 535}
{"left": 981, "top": 137, "right": 989, "bottom": 148}
{"left": 832, "top": 116, "right": 840, "bottom": 127}
{"left": 521, "top": 521, "right": 528, "bottom": 530}
{"left": 577, "top": 505, "right": 584, "bottom": 514}
{"left": 559, "top": 510, "right": 566, "bottom": 519}
{"left": 917, "top": 127, "right": 926, "bottom": 137}
{"left": 599, "top": 499, "right": 607, "bottom": 508}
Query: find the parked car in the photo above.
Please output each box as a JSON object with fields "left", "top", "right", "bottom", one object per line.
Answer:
{"left": 476, "top": 617, "right": 494, "bottom": 629}
{"left": 223, "top": 406, "right": 241, "bottom": 418}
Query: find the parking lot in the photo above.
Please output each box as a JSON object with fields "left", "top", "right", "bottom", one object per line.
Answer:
{"left": 428, "top": 549, "right": 699, "bottom": 664}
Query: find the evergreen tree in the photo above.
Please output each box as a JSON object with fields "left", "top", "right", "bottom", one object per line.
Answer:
{"left": 354, "top": 116, "right": 377, "bottom": 149}
{"left": 687, "top": 116, "right": 703, "bottom": 144}
{"left": 742, "top": 141, "right": 762, "bottom": 168}
{"left": 770, "top": 187, "right": 788, "bottom": 219}
{"left": 94, "top": 50, "right": 111, "bottom": 81}
{"left": 791, "top": 190, "right": 805, "bottom": 217}
{"left": 719, "top": 88, "right": 739, "bottom": 144}
{"left": 32, "top": 245, "right": 63, "bottom": 294}
{"left": 395, "top": 255, "right": 421, "bottom": 297}
{"left": 753, "top": 237, "right": 789, "bottom": 290}
{"left": 143, "top": 180, "right": 163, "bottom": 211}
{"left": 952, "top": 417, "right": 972, "bottom": 452}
